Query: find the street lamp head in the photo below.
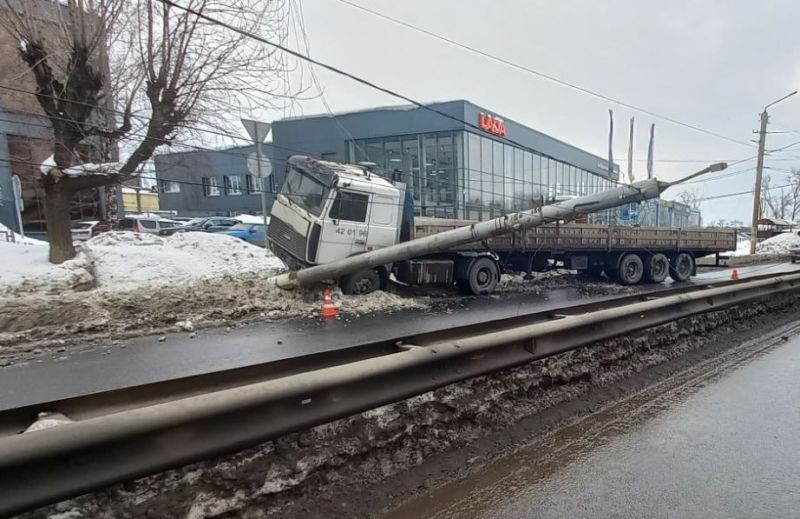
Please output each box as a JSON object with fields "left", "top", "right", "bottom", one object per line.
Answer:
{"left": 765, "top": 91, "right": 797, "bottom": 111}
{"left": 657, "top": 162, "right": 730, "bottom": 192}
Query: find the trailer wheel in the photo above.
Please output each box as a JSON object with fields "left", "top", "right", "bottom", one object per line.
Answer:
{"left": 644, "top": 253, "right": 669, "bottom": 283}
{"left": 669, "top": 253, "right": 694, "bottom": 282}
{"left": 463, "top": 257, "right": 500, "bottom": 295}
{"left": 340, "top": 268, "right": 381, "bottom": 295}
{"left": 616, "top": 253, "right": 644, "bottom": 285}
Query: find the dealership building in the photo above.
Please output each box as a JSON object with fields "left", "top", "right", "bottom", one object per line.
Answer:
{"left": 155, "top": 99, "right": 697, "bottom": 225}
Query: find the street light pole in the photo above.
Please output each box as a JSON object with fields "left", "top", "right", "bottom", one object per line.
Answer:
{"left": 750, "top": 91, "right": 797, "bottom": 255}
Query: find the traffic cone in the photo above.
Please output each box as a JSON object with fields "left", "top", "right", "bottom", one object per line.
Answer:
{"left": 731, "top": 268, "right": 739, "bottom": 280}
{"left": 321, "top": 286, "right": 339, "bottom": 318}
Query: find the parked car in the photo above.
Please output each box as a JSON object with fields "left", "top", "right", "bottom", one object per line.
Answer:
{"left": 159, "top": 217, "right": 239, "bottom": 236}
{"left": 71, "top": 220, "right": 113, "bottom": 241}
{"left": 120, "top": 217, "right": 181, "bottom": 234}
{"left": 224, "top": 223, "right": 267, "bottom": 247}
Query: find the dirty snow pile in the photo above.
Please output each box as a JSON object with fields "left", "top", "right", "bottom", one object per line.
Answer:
{"left": 726, "top": 231, "right": 800, "bottom": 256}
{"left": 1, "top": 230, "right": 286, "bottom": 293}
{"left": 86, "top": 231, "right": 285, "bottom": 288}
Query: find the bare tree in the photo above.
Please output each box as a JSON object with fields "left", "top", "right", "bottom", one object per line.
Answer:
{"left": 675, "top": 189, "right": 701, "bottom": 210}
{"left": 1, "top": 0, "right": 295, "bottom": 262}
{"left": 761, "top": 174, "right": 791, "bottom": 221}
{"left": 785, "top": 169, "right": 800, "bottom": 222}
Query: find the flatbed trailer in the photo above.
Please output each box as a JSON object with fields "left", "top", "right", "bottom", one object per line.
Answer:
{"left": 407, "top": 217, "right": 737, "bottom": 285}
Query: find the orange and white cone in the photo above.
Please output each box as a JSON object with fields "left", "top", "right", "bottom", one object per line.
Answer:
{"left": 731, "top": 268, "right": 739, "bottom": 280}
{"left": 321, "top": 286, "right": 339, "bottom": 318}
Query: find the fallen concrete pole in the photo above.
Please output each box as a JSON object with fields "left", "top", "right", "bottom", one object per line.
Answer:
{"left": 270, "top": 163, "right": 727, "bottom": 289}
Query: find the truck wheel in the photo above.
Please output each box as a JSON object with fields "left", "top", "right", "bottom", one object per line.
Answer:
{"left": 669, "top": 253, "right": 694, "bottom": 282}
{"left": 340, "top": 269, "right": 380, "bottom": 295}
{"left": 616, "top": 253, "right": 644, "bottom": 285}
{"left": 644, "top": 253, "right": 669, "bottom": 283}
{"left": 464, "top": 257, "right": 499, "bottom": 295}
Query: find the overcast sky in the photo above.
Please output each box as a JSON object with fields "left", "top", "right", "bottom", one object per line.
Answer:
{"left": 257, "top": 0, "right": 800, "bottom": 223}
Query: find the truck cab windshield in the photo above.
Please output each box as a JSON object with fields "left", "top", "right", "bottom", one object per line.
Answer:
{"left": 283, "top": 167, "right": 330, "bottom": 216}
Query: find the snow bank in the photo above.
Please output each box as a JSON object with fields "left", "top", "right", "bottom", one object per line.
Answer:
{"left": 754, "top": 231, "right": 800, "bottom": 254}
{"left": 1, "top": 224, "right": 93, "bottom": 291}
{"left": 85, "top": 231, "right": 284, "bottom": 289}
{"left": 1, "top": 230, "right": 428, "bottom": 341}
{"left": 725, "top": 231, "right": 800, "bottom": 256}
{"left": 1, "top": 230, "right": 285, "bottom": 293}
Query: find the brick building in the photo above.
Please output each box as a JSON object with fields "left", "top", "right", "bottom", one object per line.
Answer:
{"left": 0, "top": 0, "right": 115, "bottom": 235}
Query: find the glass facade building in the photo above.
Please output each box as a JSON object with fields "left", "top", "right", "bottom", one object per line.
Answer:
{"left": 347, "top": 130, "right": 617, "bottom": 220}
{"left": 155, "top": 100, "right": 699, "bottom": 227}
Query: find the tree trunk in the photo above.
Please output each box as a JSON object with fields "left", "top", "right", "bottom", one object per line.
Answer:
{"left": 44, "top": 184, "right": 76, "bottom": 264}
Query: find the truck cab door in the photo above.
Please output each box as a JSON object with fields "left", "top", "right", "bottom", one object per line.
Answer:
{"left": 317, "top": 190, "right": 371, "bottom": 263}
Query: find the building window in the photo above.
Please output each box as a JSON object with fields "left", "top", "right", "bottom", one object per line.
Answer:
{"left": 224, "top": 175, "right": 242, "bottom": 195}
{"left": 466, "top": 132, "right": 482, "bottom": 220}
{"left": 158, "top": 180, "right": 180, "bottom": 193}
{"left": 246, "top": 174, "right": 263, "bottom": 194}
{"left": 329, "top": 191, "right": 369, "bottom": 222}
{"left": 202, "top": 177, "right": 220, "bottom": 197}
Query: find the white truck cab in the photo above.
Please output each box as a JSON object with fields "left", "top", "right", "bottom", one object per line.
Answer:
{"left": 269, "top": 156, "right": 501, "bottom": 296}
{"left": 268, "top": 156, "right": 405, "bottom": 272}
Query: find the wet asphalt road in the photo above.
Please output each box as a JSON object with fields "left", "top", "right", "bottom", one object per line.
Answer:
{"left": 384, "top": 323, "right": 800, "bottom": 519}
{"left": 1, "top": 262, "right": 798, "bottom": 411}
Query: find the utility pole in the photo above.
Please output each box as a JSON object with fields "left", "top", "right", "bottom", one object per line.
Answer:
{"left": 750, "top": 111, "right": 768, "bottom": 255}
{"left": 607, "top": 109, "right": 614, "bottom": 178}
{"left": 750, "top": 91, "right": 797, "bottom": 255}
{"left": 626, "top": 117, "right": 635, "bottom": 184}
{"left": 646, "top": 123, "right": 655, "bottom": 180}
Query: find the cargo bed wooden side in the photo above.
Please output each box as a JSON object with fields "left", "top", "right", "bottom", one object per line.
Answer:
{"left": 412, "top": 218, "right": 737, "bottom": 255}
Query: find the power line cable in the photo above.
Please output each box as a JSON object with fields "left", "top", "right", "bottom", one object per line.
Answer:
{"left": 332, "top": 0, "right": 755, "bottom": 149}
{"left": 0, "top": 88, "right": 625, "bottom": 197}
{"left": 156, "top": 0, "right": 639, "bottom": 188}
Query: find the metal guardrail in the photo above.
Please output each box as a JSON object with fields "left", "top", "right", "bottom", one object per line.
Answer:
{"left": 1, "top": 272, "right": 799, "bottom": 517}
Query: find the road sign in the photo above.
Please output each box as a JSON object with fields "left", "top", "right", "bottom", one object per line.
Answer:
{"left": 241, "top": 119, "right": 271, "bottom": 144}
{"left": 247, "top": 153, "right": 273, "bottom": 178}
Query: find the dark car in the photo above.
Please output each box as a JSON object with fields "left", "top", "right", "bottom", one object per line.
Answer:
{"left": 159, "top": 217, "right": 239, "bottom": 236}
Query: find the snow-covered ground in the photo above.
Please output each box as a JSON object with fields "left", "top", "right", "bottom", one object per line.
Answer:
{"left": 725, "top": 231, "right": 800, "bottom": 256}
{"left": 0, "top": 227, "right": 430, "bottom": 348}
{"left": 2, "top": 228, "right": 285, "bottom": 293}
{"left": 1, "top": 224, "right": 93, "bottom": 291}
